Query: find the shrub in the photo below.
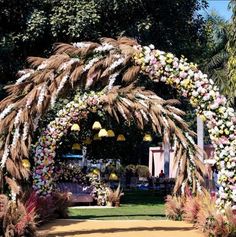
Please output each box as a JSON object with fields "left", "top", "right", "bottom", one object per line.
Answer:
{"left": 165, "top": 195, "right": 185, "bottom": 220}
{"left": 135, "top": 165, "right": 150, "bottom": 178}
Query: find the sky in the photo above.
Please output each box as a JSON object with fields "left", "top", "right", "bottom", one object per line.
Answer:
{"left": 201, "top": 0, "right": 232, "bottom": 20}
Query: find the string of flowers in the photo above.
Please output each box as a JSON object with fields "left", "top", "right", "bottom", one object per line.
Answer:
{"left": 134, "top": 45, "right": 236, "bottom": 210}
{"left": 32, "top": 91, "right": 103, "bottom": 195}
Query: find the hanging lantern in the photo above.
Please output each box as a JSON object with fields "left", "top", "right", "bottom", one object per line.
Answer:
{"left": 93, "top": 133, "right": 102, "bottom": 140}
{"left": 92, "top": 121, "right": 102, "bottom": 130}
{"left": 143, "top": 133, "right": 153, "bottom": 142}
{"left": 98, "top": 128, "right": 108, "bottom": 137}
{"left": 117, "top": 134, "right": 126, "bottom": 141}
{"left": 107, "top": 129, "right": 115, "bottom": 137}
{"left": 71, "top": 123, "right": 80, "bottom": 131}
{"left": 72, "top": 143, "right": 81, "bottom": 150}
{"left": 109, "top": 172, "right": 118, "bottom": 181}
{"left": 93, "top": 168, "right": 100, "bottom": 176}
{"left": 83, "top": 138, "right": 92, "bottom": 145}
{"left": 22, "top": 159, "right": 31, "bottom": 169}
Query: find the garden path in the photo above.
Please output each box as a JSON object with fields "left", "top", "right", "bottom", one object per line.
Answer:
{"left": 38, "top": 219, "right": 204, "bottom": 237}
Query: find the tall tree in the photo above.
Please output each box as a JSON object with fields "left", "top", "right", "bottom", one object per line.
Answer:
{"left": 0, "top": 0, "right": 208, "bottom": 84}
{"left": 227, "top": 0, "right": 236, "bottom": 105}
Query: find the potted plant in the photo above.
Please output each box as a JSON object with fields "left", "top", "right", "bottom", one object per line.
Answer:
{"left": 135, "top": 165, "right": 150, "bottom": 180}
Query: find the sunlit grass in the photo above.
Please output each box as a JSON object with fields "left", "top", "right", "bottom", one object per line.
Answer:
{"left": 68, "top": 190, "right": 166, "bottom": 220}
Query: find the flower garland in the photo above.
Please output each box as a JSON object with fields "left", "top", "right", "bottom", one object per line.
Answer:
{"left": 33, "top": 91, "right": 102, "bottom": 195}
{"left": 134, "top": 45, "right": 236, "bottom": 209}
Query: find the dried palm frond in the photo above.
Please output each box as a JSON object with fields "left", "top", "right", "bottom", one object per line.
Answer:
{"left": 0, "top": 37, "right": 202, "bottom": 202}
{"left": 5, "top": 177, "right": 20, "bottom": 195}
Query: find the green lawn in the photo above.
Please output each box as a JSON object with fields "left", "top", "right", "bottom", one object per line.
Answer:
{"left": 68, "top": 190, "right": 166, "bottom": 220}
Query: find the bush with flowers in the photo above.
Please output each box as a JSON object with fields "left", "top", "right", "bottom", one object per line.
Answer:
{"left": 54, "top": 161, "right": 86, "bottom": 184}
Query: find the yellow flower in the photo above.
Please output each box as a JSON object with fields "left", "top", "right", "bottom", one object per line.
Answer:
{"left": 224, "top": 129, "right": 229, "bottom": 135}
{"left": 166, "top": 58, "right": 173, "bottom": 64}
{"left": 200, "top": 115, "right": 206, "bottom": 122}
{"left": 218, "top": 107, "right": 225, "bottom": 114}
{"left": 166, "top": 78, "right": 173, "bottom": 85}
{"left": 166, "top": 53, "right": 174, "bottom": 58}
{"left": 181, "top": 79, "right": 190, "bottom": 87}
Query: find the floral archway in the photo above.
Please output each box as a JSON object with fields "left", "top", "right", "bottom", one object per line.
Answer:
{"left": 0, "top": 37, "right": 235, "bottom": 212}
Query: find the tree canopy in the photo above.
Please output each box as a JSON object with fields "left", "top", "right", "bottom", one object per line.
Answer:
{"left": 0, "top": 0, "right": 208, "bottom": 84}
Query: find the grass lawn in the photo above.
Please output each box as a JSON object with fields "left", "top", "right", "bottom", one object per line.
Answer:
{"left": 68, "top": 190, "right": 166, "bottom": 220}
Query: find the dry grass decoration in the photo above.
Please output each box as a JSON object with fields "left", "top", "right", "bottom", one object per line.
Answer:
{"left": 0, "top": 37, "right": 206, "bottom": 200}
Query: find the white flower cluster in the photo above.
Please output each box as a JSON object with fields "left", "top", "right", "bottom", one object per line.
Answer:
{"left": 108, "top": 72, "right": 119, "bottom": 90}
{"left": 23, "top": 122, "right": 29, "bottom": 141}
{"left": 11, "top": 191, "right": 16, "bottom": 202}
{"left": 0, "top": 104, "right": 15, "bottom": 120}
{"left": 37, "top": 84, "right": 47, "bottom": 108}
{"left": 83, "top": 56, "right": 103, "bottom": 72}
{"left": 12, "top": 127, "right": 20, "bottom": 148}
{"left": 13, "top": 109, "right": 22, "bottom": 127}
{"left": 58, "top": 58, "right": 80, "bottom": 71}
{"left": 37, "top": 61, "right": 48, "bottom": 70}
{"left": 73, "top": 42, "right": 91, "bottom": 48}
{"left": 108, "top": 56, "right": 125, "bottom": 71}
{"left": 0, "top": 146, "right": 9, "bottom": 168}
{"left": 94, "top": 43, "right": 114, "bottom": 53}
{"left": 50, "top": 74, "right": 69, "bottom": 107}
{"left": 16, "top": 70, "right": 34, "bottom": 85}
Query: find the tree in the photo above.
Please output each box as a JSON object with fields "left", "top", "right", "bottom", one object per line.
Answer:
{"left": 227, "top": 0, "right": 236, "bottom": 106}
{"left": 201, "top": 12, "right": 231, "bottom": 102}
{"left": 0, "top": 0, "right": 208, "bottom": 84}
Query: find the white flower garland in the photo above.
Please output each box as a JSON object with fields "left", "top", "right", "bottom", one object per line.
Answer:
{"left": 0, "top": 104, "right": 15, "bottom": 120}
{"left": 0, "top": 146, "right": 9, "bottom": 169}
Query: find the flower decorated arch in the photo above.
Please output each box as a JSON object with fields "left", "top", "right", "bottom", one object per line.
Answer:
{"left": 0, "top": 37, "right": 235, "bottom": 210}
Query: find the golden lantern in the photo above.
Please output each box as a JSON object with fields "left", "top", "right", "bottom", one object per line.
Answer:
{"left": 143, "top": 133, "right": 153, "bottom": 142}
{"left": 83, "top": 138, "right": 92, "bottom": 145}
{"left": 93, "top": 168, "right": 100, "bottom": 176}
{"left": 72, "top": 143, "right": 81, "bottom": 150}
{"left": 107, "top": 129, "right": 115, "bottom": 137}
{"left": 92, "top": 121, "right": 102, "bottom": 130}
{"left": 117, "top": 134, "right": 126, "bottom": 141}
{"left": 109, "top": 172, "right": 118, "bottom": 181}
{"left": 22, "top": 159, "right": 31, "bottom": 169}
{"left": 93, "top": 133, "right": 102, "bottom": 140}
{"left": 71, "top": 123, "right": 80, "bottom": 131}
{"left": 98, "top": 128, "right": 108, "bottom": 137}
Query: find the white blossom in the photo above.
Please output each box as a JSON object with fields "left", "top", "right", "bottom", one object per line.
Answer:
{"left": 16, "top": 71, "right": 33, "bottom": 84}
{"left": 58, "top": 58, "right": 80, "bottom": 71}
{"left": 51, "top": 74, "right": 69, "bottom": 107}
{"left": 108, "top": 56, "right": 125, "bottom": 71}
{"left": 94, "top": 43, "right": 114, "bottom": 53}
{"left": 108, "top": 72, "right": 119, "bottom": 90}
{"left": 37, "top": 84, "right": 47, "bottom": 108}
{"left": 0, "top": 104, "right": 15, "bottom": 120}
{"left": 23, "top": 122, "right": 29, "bottom": 141}
{"left": 13, "top": 109, "right": 22, "bottom": 127}
{"left": 83, "top": 56, "right": 102, "bottom": 72}
{"left": 37, "top": 61, "right": 48, "bottom": 70}
{"left": 0, "top": 146, "right": 9, "bottom": 168}
{"left": 12, "top": 127, "right": 20, "bottom": 148}
{"left": 73, "top": 42, "right": 91, "bottom": 48}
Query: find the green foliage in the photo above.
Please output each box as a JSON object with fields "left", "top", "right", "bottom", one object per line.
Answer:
{"left": 200, "top": 11, "right": 236, "bottom": 106}
{"left": 50, "top": 0, "right": 99, "bottom": 38}
{"left": 227, "top": 0, "right": 236, "bottom": 105}
{"left": 0, "top": 0, "right": 208, "bottom": 83}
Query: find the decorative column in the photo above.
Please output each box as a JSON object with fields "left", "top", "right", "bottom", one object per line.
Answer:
{"left": 197, "top": 116, "right": 204, "bottom": 161}
{"left": 163, "top": 142, "right": 170, "bottom": 178}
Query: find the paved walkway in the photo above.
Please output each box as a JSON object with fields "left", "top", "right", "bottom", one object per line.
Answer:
{"left": 38, "top": 219, "right": 204, "bottom": 237}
